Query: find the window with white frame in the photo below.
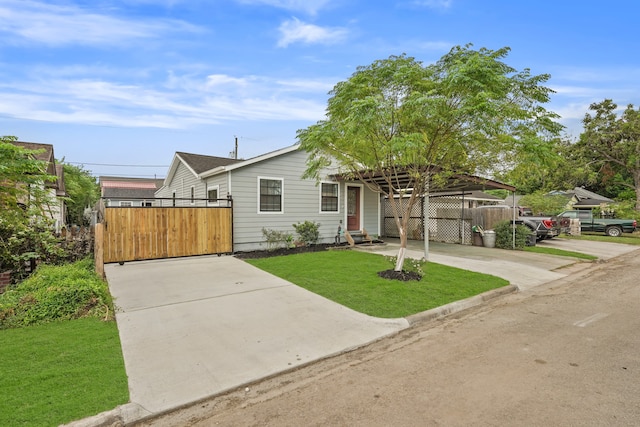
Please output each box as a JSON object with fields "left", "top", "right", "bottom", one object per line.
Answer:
{"left": 207, "top": 185, "right": 219, "bottom": 205}
{"left": 320, "top": 182, "right": 339, "bottom": 212}
{"left": 119, "top": 201, "right": 133, "bottom": 207}
{"left": 259, "top": 177, "right": 283, "bottom": 213}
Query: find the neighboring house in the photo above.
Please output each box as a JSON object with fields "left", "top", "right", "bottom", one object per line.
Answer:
{"left": 435, "top": 190, "right": 504, "bottom": 209}
{"left": 100, "top": 176, "right": 165, "bottom": 207}
{"left": 547, "top": 187, "right": 614, "bottom": 210}
{"left": 156, "top": 145, "right": 380, "bottom": 252}
{"left": 9, "top": 141, "right": 67, "bottom": 232}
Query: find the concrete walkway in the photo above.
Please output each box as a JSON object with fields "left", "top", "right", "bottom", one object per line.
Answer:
{"left": 105, "top": 256, "right": 408, "bottom": 418}
{"left": 373, "top": 238, "right": 639, "bottom": 291}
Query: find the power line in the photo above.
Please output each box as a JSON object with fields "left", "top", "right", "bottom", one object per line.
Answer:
{"left": 63, "top": 161, "right": 169, "bottom": 168}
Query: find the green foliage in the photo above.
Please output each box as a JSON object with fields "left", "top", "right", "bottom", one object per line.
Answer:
{"left": 63, "top": 163, "right": 100, "bottom": 226}
{"left": 609, "top": 200, "right": 640, "bottom": 221}
{"left": 519, "top": 191, "right": 570, "bottom": 215}
{"left": 579, "top": 99, "right": 640, "bottom": 210}
{"left": 292, "top": 220, "right": 320, "bottom": 245}
{"left": 297, "top": 46, "right": 561, "bottom": 270}
{"left": 0, "top": 136, "right": 71, "bottom": 280}
{"left": 0, "top": 211, "right": 66, "bottom": 281}
{"left": 494, "top": 220, "right": 532, "bottom": 249}
{"left": 0, "top": 258, "right": 113, "bottom": 329}
{"left": 261, "top": 227, "right": 293, "bottom": 251}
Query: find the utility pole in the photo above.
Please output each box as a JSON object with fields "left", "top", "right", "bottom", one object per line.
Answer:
{"left": 234, "top": 136, "right": 238, "bottom": 159}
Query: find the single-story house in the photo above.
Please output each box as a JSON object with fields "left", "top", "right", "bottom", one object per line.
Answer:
{"left": 156, "top": 144, "right": 515, "bottom": 252}
{"left": 9, "top": 141, "right": 67, "bottom": 232}
{"left": 547, "top": 187, "right": 614, "bottom": 210}
{"left": 100, "top": 176, "right": 165, "bottom": 207}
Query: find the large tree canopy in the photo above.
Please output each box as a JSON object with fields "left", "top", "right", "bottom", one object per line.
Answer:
{"left": 579, "top": 99, "right": 640, "bottom": 211}
{"left": 298, "top": 45, "right": 561, "bottom": 270}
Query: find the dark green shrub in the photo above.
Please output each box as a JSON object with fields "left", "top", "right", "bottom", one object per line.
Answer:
{"left": 494, "top": 220, "right": 532, "bottom": 250}
{"left": 0, "top": 257, "right": 113, "bottom": 329}
{"left": 292, "top": 220, "right": 320, "bottom": 246}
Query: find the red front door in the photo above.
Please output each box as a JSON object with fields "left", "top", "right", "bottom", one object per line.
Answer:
{"left": 347, "top": 186, "right": 360, "bottom": 230}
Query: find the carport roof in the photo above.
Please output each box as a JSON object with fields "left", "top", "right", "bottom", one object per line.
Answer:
{"left": 333, "top": 168, "right": 516, "bottom": 194}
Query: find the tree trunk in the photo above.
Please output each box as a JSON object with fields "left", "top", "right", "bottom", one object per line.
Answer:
{"left": 635, "top": 171, "right": 640, "bottom": 211}
{"left": 395, "top": 227, "right": 407, "bottom": 271}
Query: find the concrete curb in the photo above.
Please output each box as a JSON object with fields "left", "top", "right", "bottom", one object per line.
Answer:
{"left": 405, "top": 284, "right": 519, "bottom": 325}
{"left": 61, "top": 403, "right": 151, "bottom": 427}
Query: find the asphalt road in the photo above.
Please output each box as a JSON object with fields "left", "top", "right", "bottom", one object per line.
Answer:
{"left": 138, "top": 247, "right": 640, "bottom": 427}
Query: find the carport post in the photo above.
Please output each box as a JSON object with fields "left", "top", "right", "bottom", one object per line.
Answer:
{"left": 423, "top": 188, "right": 430, "bottom": 261}
{"left": 512, "top": 191, "right": 517, "bottom": 249}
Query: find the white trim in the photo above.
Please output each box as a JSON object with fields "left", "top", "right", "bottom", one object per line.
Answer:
{"left": 319, "top": 181, "right": 340, "bottom": 214}
{"left": 344, "top": 182, "right": 364, "bottom": 231}
{"left": 207, "top": 184, "right": 220, "bottom": 206}
{"left": 257, "top": 176, "right": 284, "bottom": 214}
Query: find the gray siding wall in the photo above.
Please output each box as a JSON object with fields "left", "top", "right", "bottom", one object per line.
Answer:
{"left": 158, "top": 162, "right": 206, "bottom": 206}
{"left": 228, "top": 149, "right": 380, "bottom": 252}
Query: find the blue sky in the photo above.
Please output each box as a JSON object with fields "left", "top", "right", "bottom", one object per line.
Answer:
{"left": 2, "top": 0, "right": 639, "bottom": 178}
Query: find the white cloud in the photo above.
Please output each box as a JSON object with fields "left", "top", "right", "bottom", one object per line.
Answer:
{"left": 277, "top": 18, "right": 347, "bottom": 47}
{"left": 0, "top": 70, "right": 328, "bottom": 128}
{"left": 410, "top": 0, "right": 452, "bottom": 9}
{"left": 0, "top": 0, "right": 202, "bottom": 46}
{"left": 236, "top": 0, "right": 332, "bottom": 15}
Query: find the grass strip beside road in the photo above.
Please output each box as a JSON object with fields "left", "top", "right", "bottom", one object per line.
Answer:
{"left": 0, "top": 317, "right": 129, "bottom": 427}
{"left": 245, "top": 250, "right": 509, "bottom": 318}
{"left": 524, "top": 246, "right": 598, "bottom": 260}
{"left": 563, "top": 233, "right": 640, "bottom": 245}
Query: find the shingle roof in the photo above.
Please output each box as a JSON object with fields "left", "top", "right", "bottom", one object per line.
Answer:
{"left": 176, "top": 152, "right": 242, "bottom": 175}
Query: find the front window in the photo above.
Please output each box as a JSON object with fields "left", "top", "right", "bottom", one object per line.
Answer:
{"left": 207, "top": 186, "right": 219, "bottom": 206}
{"left": 321, "top": 182, "right": 339, "bottom": 212}
{"left": 259, "top": 178, "right": 283, "bottom": 213}
{"left": 119, "top": 201, "right": 133, "bottom": 207}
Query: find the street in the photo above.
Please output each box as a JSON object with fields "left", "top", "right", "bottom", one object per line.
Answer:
{"left": 138, "top": 248, "right": 640, "bottom": 427}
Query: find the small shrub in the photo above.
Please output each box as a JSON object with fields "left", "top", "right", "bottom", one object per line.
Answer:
{"left": 261, "top": 228, "right": 293, "bottom": 251}
{"left": 494, "top": 220, "right": 532, "bottom": 249}
{"left": 383, "top": 255, "right": 425, "bottom": 278}
{"left": 292, "top": 220, "right": 320, "bottom": 246}
{"left": 0, "top": 257, "right": 112, "bottom": 329}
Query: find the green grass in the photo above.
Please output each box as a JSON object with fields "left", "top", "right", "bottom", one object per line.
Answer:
{"left": 0, "top": 317, "right": 129, "bottom": 427}
{"left": 523, "top": 246, "right": 598, "bottom": 260}
{"left": 562, "top": 232, "right": 640, "bottom": 245}
{"left": 246, "top": 250, "right": 509, "bottom": 318}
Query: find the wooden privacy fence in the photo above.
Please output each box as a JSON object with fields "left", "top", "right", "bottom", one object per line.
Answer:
{"left": 99, "top": 206, "right": 233, "bottom": 263}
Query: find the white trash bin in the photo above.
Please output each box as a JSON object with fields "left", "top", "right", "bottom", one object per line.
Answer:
{"left": 482, "top": 230, "right": 496, "bottom": 248}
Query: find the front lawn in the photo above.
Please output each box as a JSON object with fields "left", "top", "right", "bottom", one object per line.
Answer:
{"left": 563, "top": 232, "right": 640, "bottom": 245}
{"left": 245, "top": 250, "right": 509, "bottom": 318}
{"left": 0, "top": 317, "right": 129, "bottom": 427}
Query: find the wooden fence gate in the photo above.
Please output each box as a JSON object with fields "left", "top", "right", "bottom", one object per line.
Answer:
{"left": 102, "top": 206, "right": 233, "bottom": 263}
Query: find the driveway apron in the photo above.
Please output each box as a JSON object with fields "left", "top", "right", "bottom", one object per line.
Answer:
{"left": 106, "top": 256, "right": 409, "bottom": 415}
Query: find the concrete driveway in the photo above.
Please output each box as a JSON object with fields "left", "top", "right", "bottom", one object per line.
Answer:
{"left": 106, "top": 256, "right": 408, "bottom": 417}
{"left": 104, "top": 237, "right": 639, "bottom": 422}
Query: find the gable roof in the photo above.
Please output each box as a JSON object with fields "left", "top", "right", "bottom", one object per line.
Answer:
{"left": 10, "top": 141, "right": 65, "bottom": 192}
{"left": 199, "top": 145, "right": 300, "bottom": 178}
{"left": 176, "top": 152, "right": 242, "bottom": 175}
{"left": 99, "top": 176, "right": 164, "bottom": 200}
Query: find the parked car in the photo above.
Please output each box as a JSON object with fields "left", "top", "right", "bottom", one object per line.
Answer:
{"left": 558, "top": 210, "right": 637, "bottom": 237}
{"left": 519, "top": 215, "right": 561, "bottom": 241}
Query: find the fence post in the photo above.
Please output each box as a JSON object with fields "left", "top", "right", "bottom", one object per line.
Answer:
{"left": 94, "top": 223, "right": 105, "bottom": 279}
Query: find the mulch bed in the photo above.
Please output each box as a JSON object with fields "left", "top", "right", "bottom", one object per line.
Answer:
{"left": 377, "top": 269, "right": 422, "bottom": 282}
{"left": 234, "top": 243, "right": 348, "bottom": 260}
